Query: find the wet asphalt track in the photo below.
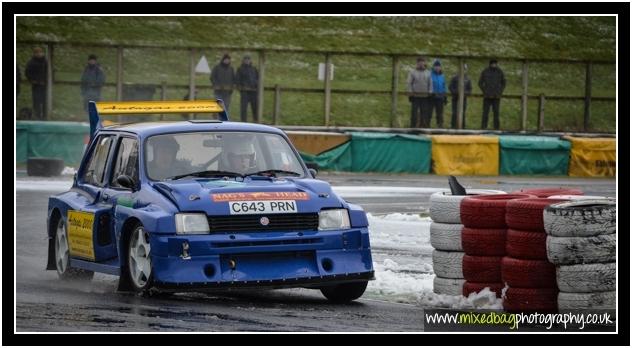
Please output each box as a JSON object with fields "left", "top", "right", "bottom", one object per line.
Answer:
{"left": 15, "top": 173, "right": 616, "bottom": 332}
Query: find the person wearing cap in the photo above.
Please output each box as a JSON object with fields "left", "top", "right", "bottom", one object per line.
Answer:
{"left": 236, "top": 55, "right": 259, "bottom": 122}
{"left": 448, "top": 63, "right": 473, "bottom": 128}
{"left": 478, "top": 59, "right": 506, "bottom": 130}
{"left": 430, "top": 59, "right": 447, "bottom": 128}
{"left": 25, "top": 47, "right": 48, "bottom": 119}
{"left": 210, "top": 53, "right": 236, "bottom": 110}
{"left": 80, "top": 54, "right": 106, "bottom": 111}
{"left": 406, "top": 56, "right": 433, "bottom": 128}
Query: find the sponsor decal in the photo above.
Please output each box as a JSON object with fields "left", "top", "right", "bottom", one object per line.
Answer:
{"left": 67, "top": 210, "right": 96, "bottom": 260}
{"left": 212, "top": 191, "right": 309, "bottom": 202}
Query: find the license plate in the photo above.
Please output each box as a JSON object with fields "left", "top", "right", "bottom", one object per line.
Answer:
{"left": 229, "top": 200, "right": 298, "bottom": 215}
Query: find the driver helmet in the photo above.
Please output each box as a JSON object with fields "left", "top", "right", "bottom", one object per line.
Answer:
{"left": 223, "top": 136, "right": 256, "bottom": 172}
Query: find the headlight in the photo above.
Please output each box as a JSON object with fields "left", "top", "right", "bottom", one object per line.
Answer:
{"left": 318, "top": 209, "right": 351, "bottom": 230}
{"left": 175, "top": 213, "right": 210, "bottom": 234}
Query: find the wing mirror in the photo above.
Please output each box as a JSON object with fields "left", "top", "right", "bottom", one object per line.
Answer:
{"left": 306, "top": 162, "right": 319, "bottom": 178}
{"left": 116, "top": 175, "right": 137, "bottom": 191}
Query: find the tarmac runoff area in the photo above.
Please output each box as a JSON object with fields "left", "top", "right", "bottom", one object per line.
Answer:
{"left": 14, "top": 172, "right": 616, "bottom": 331}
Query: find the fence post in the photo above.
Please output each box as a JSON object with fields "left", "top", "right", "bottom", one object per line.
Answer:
{"left": 256, "top": 50, "right": 266, "bottom": 123}
{"left": 273, "top": 84, "right": 281, "bottom": 125}
{"left": 537, "top": 94, "right": 545, "bottom": 132}
{"left": 521, "top": 60, "right": 529, "bottom": 132}
{"left": 390, "top": 56, "right": 400, "bottom": 128}
{"left": 584, "top": 61, "right": 592, "bottom": 132}
{"left": 45, "top": 43, "right": 54, "bottom": 119}
{"left": 457, "top": 58, "right": 465, "bottom": 129}
{"left": 189, "top": 48, "right": 196, "bottom": 101}
{"left": 116, "top": 46, "right": 123, "bottom": 101}
{"left": 324, "top": 53, "right": 332, "bottom": 126}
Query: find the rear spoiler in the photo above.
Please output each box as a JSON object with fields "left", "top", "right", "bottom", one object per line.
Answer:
{"left": 88, "top": 99, "right": 229, "bottom": 140}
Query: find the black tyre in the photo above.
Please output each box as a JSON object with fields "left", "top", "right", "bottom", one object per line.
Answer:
{"left": 54, "top": 217, "right": 94, "bottom": 281}
{"left": 27, "top": 157, "right": 64, "bottom": 177}
{"left": 320, "top": 281, "right": 368, "bottom": 303}
{"left": 126, "top": 224, "right": 154, "bottom": 293}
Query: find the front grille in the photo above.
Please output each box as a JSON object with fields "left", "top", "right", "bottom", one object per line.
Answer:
{"left": 207, "top": 213, "right": 319, "bottom": 233}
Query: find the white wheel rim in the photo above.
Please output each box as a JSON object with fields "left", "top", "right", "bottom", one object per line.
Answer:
{"left": 55, "top": 219, "right": 69, "bottom": 274}
{"left": 129, "top": 227, "right": 151, "bottom": 288}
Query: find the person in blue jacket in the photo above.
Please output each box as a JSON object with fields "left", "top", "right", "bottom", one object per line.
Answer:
{"left": 430, "top": 59, "right": 447, "bottom": 128}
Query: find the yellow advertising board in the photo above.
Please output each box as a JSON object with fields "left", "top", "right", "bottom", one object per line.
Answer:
{"left": 566, "top": 136, "right": 616, "bottom": 177}
{"left": 286, "top": 131, "right": 350, "bottom": 155}
{"left": 66, "top": 210, "right": 95, "bottom": 261}
{"left": 431, "top": 135, "right": 500, "bottom": 175}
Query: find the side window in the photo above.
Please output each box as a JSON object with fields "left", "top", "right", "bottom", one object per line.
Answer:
{"left": 110, "top": 137, "right": 139, "bottom": 188}
{"left": 82, "top": 136, "right": 114, "bottom": 186}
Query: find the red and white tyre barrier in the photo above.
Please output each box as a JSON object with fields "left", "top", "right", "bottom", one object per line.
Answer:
{"left": 511, "top": 187, "right": 583, "bottom": 198}
{"left": 503, "top": 287, "right": 558, "bottom": 313}
{"left": 460, "top": 194, "right": 535, "bottom": 228}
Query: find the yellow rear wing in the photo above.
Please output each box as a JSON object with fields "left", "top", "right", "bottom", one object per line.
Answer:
{"left": 95, "top": 100, "right": 225, "bottom": 115}
{"left": 88, "top": 99, "right": 229, "bottom": 138}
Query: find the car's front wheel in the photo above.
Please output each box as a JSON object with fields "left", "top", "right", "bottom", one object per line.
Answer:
{"left": 54, "top": 217, "right": 94, "bottom": 281}
{"left": 320, "top": 281, "right": 368, "bottom": 303}
{"left": 127, "top": 225, "right": 153, "bottom": 293}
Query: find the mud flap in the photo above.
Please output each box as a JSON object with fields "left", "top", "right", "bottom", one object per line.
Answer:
{"left": 46, "top": 237, "right": 56, "bottom": 270}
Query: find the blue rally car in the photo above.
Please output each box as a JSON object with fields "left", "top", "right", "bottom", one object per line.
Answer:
{"left": 46, "top": 100, "right": 374, "bottom": 303}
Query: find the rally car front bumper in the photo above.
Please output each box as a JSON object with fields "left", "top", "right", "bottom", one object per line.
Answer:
{"left": 149, "top": 227, "right": 374, "bottom": 290}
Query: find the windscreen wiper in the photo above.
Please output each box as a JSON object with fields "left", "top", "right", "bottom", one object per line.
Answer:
{"left": 168, "top": 170, "right": 244, "bottom": 180}
{"left": 244, "top": 169, "right": 303, "bottom": 177}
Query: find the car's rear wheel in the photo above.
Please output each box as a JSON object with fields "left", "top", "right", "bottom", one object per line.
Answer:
{"left": 320, "top": 281, "right": 368, "bottom": 303}
{"left": 54, "top": 217, "right": 94, "bottom": 280}
{"left": 127, "top": 225, "right": 153, "bottom": 293}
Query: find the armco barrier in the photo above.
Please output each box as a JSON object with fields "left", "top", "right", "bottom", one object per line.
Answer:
{"left": 431, "top": 135, "right": 499, "bottom": 176}
{"left": 565, "top": 136, "right": 616, "bottom": 177}
{"left": 16, "top": 121, "right": 89, "bottom": 166}
{"left": 499, "top": 136, "right": 571, "bottom": 175}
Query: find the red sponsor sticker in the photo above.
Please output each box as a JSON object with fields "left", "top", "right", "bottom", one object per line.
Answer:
{"left": 211, "top": 191, "right": 310, "bottom": 202}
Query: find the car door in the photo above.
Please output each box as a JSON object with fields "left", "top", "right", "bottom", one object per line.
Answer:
{"left": 101, "top": 136, "right": 140, "bottom": 255}
{"left": 70, "top": 134, "right": 117, "bottom": 263}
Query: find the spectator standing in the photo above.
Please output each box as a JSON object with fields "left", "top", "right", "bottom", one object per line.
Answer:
{"left": 25, "top": 47, "right": 47, "bottom": 119}
{"left": 448, "top": 63, "right": 473, "bottom": 128}
{"left": 236, "top": 55, "right": 259, "bottom": 122}
{"left": 210, "top": 53, "right": 236, "bottom": 110}
{"left": 478, "top": 59, "right": 506, "bottom": 130}
{"left": 80, "top": 54, "right": 106, "bottom": 111}
{"left": 406, "top": 57, "right": 433, "bottom": 128}
{"left": 430, "top": 59, "right": 447, "bottom": 128}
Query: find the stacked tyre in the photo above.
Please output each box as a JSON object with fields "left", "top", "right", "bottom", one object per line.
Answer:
{"left": 511, "top": 188, "right": 583, "bottom": 198}
{"left": 430, "top": 189, "right": 504, "bottom": 296}
{"left": 459, "top": 194, "right": 534, "bottom": 297}
{"left": 502, "top": 198, "right": 569, "bottom": 313}
{"left": 544, "top": 200, "right": 616, "bottom": 317}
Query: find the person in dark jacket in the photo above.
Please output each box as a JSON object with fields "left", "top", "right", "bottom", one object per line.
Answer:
{"left": 448, "top": 63, "right": 473, "bottom": 128}
{"left": 210, "top": 53, "right": 236, "bottom": 110}
{"left": 478, "top": 59, "right": 506, "bottom": 130}
{"left": 430, "top": 59, "right": 447, "bottom": 128}
{"left": 236, "top": 55, "right": 259, "bottom": 122}
{"left": 80, "top": 54, "right": 106, "bottom": 111}
{"left": 25, "top": 47, "right": 48, "bottom": 119}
